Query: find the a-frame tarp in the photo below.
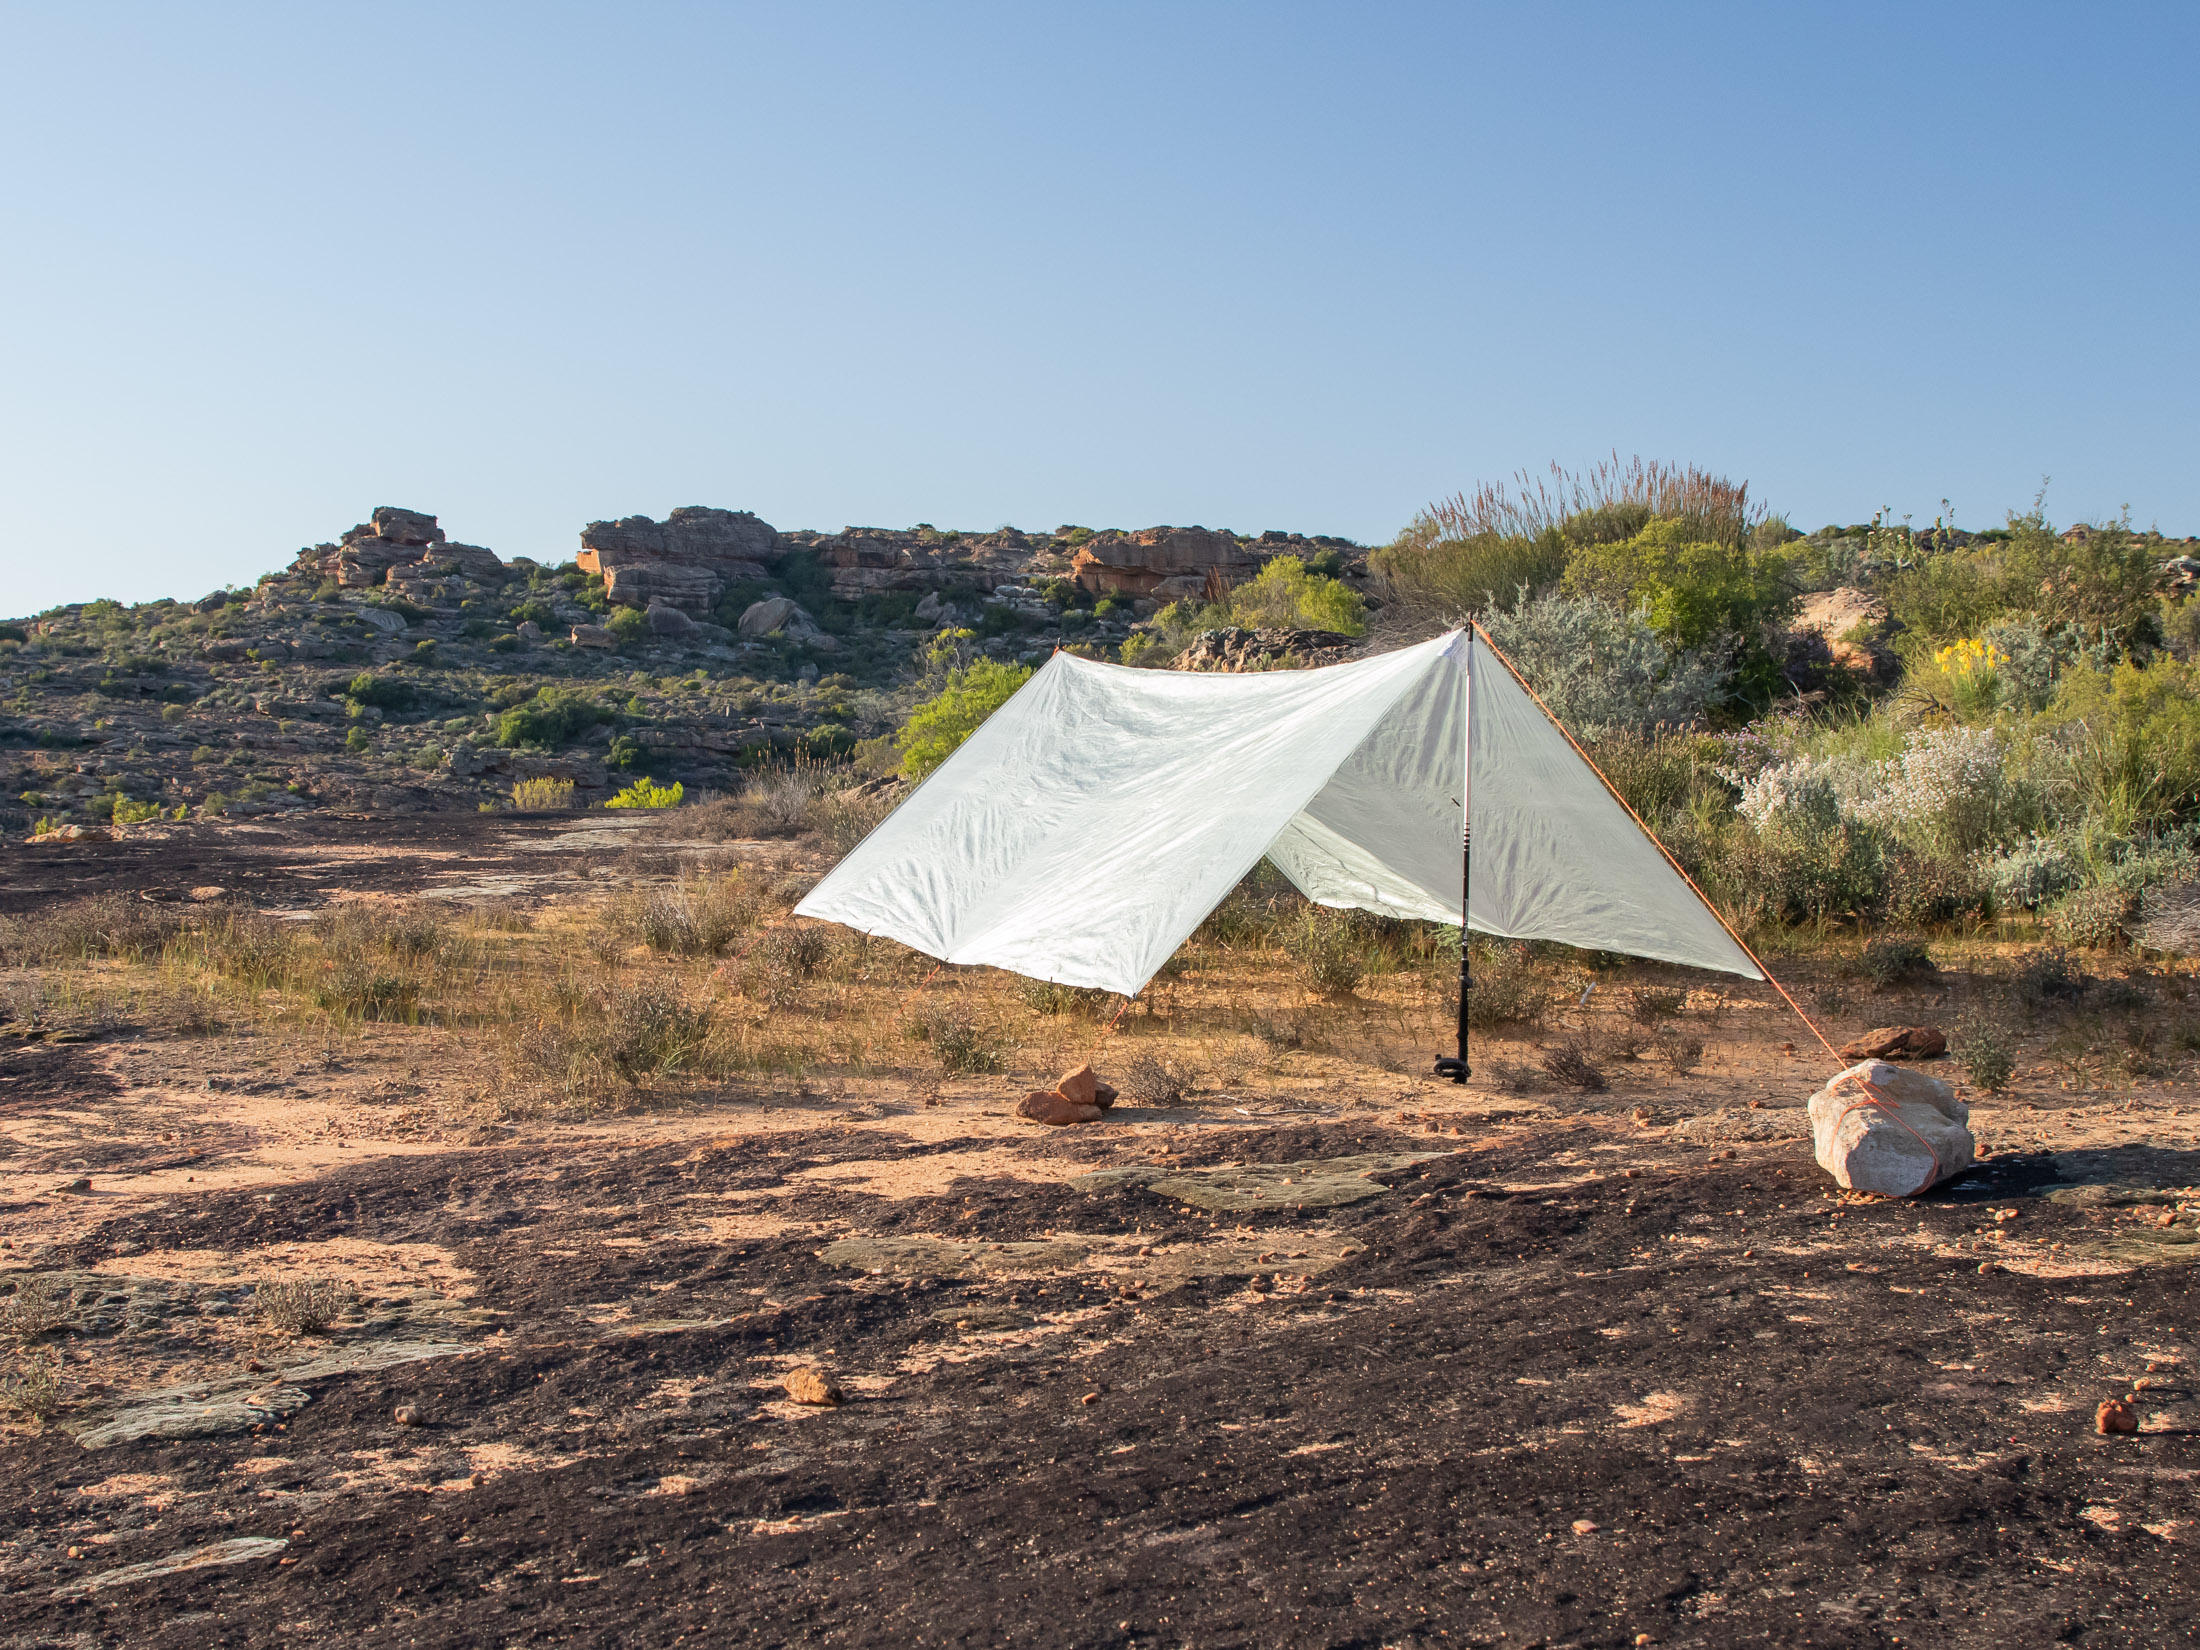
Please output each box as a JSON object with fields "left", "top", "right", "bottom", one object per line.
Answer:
{"left": 796, "top": 629, "right": 1761, "bottom": 995}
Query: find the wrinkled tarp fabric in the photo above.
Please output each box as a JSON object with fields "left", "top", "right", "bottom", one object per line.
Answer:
{"left": 796, "top": 629, "right": 1761, "bottom": 994}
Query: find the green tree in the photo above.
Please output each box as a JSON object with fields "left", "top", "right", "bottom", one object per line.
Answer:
{"left": 897, "top": 658, "right": 1034, "bottom": 779}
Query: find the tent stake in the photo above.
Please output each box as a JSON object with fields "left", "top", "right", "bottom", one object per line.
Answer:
{"left": 1434, "top": 823, "right": 1471, "bottom": 1084}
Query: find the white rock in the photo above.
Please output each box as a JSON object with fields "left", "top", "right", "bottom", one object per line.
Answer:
{"left": 1807, "top": 1059, "right": 1974, "bottom": 1196}
{"left": 355, "top": 606, "right": 408, "bottom": 635}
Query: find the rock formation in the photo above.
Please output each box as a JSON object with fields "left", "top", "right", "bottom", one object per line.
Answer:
{"left": 1069, "top": 526, "right": 1257, "bottom": 604}
{"left": 1783, "top": 586, "right": 1898, "bottom": 689}
{"left": 292, "top": 507, "right": 505, "bottom": 589}
{"left": 1168, "top": 627, "right": 1356, "bottom": 673}
{"left": 577, "top": 508, "right": 785, "bottom": 613}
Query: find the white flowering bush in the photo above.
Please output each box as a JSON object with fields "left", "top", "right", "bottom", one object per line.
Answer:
{"left": 1847, "top": 726, "right": 2016, "bottom": 856}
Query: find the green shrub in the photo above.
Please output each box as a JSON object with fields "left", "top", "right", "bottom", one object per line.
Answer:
{"left": 906, "top": 1011, "right": 1004, "bottom": 1074}
{"left": 495, "top": 688, "right": 608, "bottom": 749}
{"left": 2038, "top": 656, "right": 2200, "bottom": 831}
{"left": 344, "top": 726, "right": 371, "bottom": 753}
{"left": 608, "top": 606, "right": 649, "bottom": 645}
{"left": 344, "top": 672, "right": 414, "bottom": 711}
{"left": 1463, "top": 940, "right": 1552, "bottom": 1029}
{"left": 510, "top": 776, "right": 576, "bottom": 811}
{"left": 1015, "top": 977, "right": 1119, "bottom": 1016}
{"left": 2046, "top": 883, "right": 2135, "bottom": 948}
{"left": 1222, "top": 556, "right": 1366, "bottom": 635}
{"left": 897, "top": 658, "right": 1033, "bottom": 779}
{"left": 607, "top": 776, "right": 683, "bottom": 809}
{"left": 1562, "top": 517, "right": 1799, "bottom": 652}
{"left": 1954, "top": 1015, "right": 2016, "bottom": 1093}
{"left": 1861, "top": 936, "right": 1934, "bottom": 987}
{"left": 1284, "top": 909, "right": 1368, "bottom": 995}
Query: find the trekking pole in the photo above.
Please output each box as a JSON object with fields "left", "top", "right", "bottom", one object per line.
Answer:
{"left": 1434, "top": 818, "right": 1471, "bottom": 1083}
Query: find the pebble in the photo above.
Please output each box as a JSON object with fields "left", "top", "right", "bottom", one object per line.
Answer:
{"left": 61, "top": 1178, "right": 91, "bottom": 1194}
{"left": 2096, "top": 1398, "right": 2137, "bottom": 1436}
{"left": 1080, "top": 1391, "right": 1100, "bottom": 1406}
{"left": 393, "top": 1404, "right": 421, "bottom": 1426}
{"left": 1570, "top": 1519, "right": 1599, "bottom": 1535}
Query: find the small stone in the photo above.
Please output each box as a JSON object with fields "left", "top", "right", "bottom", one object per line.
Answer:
{"left": 393, "top": 1404, "right": 421, "bottom": 1426}
{"left": 1630, "top": 1108, "right": 1653, "bottom": 1126}
{"left": 784, "top": 1367, "right": 842, "bottom": 1406}
{"left": 61, "top": 1177, "right": 91, "bottom": 1193}
{"left": 246, "top": 1358, "right": 266, "bottom": 1373}
{"left": 1978, "top": 1261, "right": 1996, "bottom": 1275}
{"left": 1055, "top": 1064, "right": 1100, "bottom": 1107}
{"left": 1571, "top": 1519, "right": 1599, "bottom": 1535}
{"left": 1080, "top": 1391, "right": 1100, "bottom": 1406}
{"left": 1622, "top": 1168, "right": 1640, "bottom": 1179}
{"left": 2097, "top": 1397, "right": 2137, "bottom": 1435}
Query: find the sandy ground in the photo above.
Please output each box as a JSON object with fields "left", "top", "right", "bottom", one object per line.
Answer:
{"left": 1, "top": 815, "right": 2196, "bottom": 1646}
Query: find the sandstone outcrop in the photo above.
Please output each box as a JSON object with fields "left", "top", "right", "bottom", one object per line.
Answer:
{"left": 1785, "top": 587, "right": 1897, "bottom": 686}
{"left": 1070, "top": 526, "right": 1256, "bottom": 603}
{"left": 577, "top": 508, "right": 785, "bottom": 613}
{"left": 291, "top": 507, "right": 506, "bottom": 590}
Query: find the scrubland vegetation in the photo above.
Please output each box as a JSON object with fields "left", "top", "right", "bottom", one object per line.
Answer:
{"left": 1372, "top": 459, "right": 2200, "bottom": 964}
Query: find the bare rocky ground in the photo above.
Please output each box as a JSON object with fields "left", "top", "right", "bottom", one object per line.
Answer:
{"left": 2, "top": 819, "right": 2198, "bottom": 1648}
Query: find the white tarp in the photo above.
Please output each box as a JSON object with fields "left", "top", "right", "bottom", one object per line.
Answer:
{"left": 796, "top": 628, "right": 1761, "bottom": 994}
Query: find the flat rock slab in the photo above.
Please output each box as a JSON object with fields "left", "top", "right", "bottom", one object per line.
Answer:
{"left": 279, "top": 1339, "right": 475, "bottom": 1380}
{"left": 72, "top": 1339, "right": 473, "bottom": 1448}
{"left": 1671, "top": 1107, "right": 1811, "bottom": 1143}
{"left": 2043, "top": 1146, "right": 2200, "bottom": 1207}
{"left": 820, "top": 1237, "right": 1089, "bottom": 1278}
{"left": 1071, "top": 1152, "right": 1448, "bottom": 1212}
{"left": 72, "top": 1383, "right": 312, "bottom": 1449}
{"left": 56, "top": 1536, "right": 289, "bottom": 1599}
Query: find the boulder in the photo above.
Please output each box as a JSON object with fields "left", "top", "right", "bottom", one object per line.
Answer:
{"left": 1835, "top": 1026, "right": 1947, "bottom": 1061}
{"left": 914, "top": 591, "right": 943, "bottom": 622}
{"left": 515, "top": 620, "right": 543, "bottom": 641}
{"left": 370, "top": 507, "right": 445, "bottom": 547}
{"left": 1807, "top": 1059, "right": 1975, "bottom": 1197}
{"left": 1786, "top": 587, "right": 1897, "bottom": 685}
{"left": 1052, "top": 1064, "right": 1119, "bottom": 1110}
{"left": 738, "top": 596, "right": 801, "bottom": 639}
{"left": 355, "top": 607, "right": 408, "bottom": 635}
{"left": 1018, "top": 1090, "right": 1104, "bottom": 1126}
{"left": 570, "top": 624, "right": 616, "bottom": 649}
{"left": 646, "top": 603, "right": 697, "bottom": 637}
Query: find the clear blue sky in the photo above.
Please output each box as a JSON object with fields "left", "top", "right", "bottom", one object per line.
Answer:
{"left": 4, "top": 2, "right": 2195, "bottom": 614}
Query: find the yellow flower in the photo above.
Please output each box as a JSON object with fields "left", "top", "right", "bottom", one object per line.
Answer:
{"left": 1934, "top": 637, "right": 2006, "bottom": 679}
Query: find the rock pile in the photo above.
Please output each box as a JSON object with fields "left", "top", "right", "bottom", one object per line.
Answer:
{"left": 800, "top": 526, "right": 1036, "bottom": 605}
{"left": 578, "top": 507, "right": 785, "bottom": 614}
{"left": 292, "top": 507, "right": 505, "bottom": 589}
{"left": 1017, "top": 1063, "right": 1119, "bottom": 1126}
{"left": 1169, "top": 627, "right": 1356, "bottom": 673}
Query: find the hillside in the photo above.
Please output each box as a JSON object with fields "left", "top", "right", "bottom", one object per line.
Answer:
{"left": 0, "top": 507, "right": 1366, "bottom": 830}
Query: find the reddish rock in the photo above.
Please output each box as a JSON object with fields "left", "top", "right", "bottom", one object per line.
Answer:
{"left": 784, "top": 1367, "right": 842, "bottom": 1406}
{"left": 1017, "top": 1090, "right": 1104, "bottom": 1126}
{"left": 1836, "top": 1026, "right": 1947, "bottom": 1061}
{"left": 1056, "top": 1065, "right": 1099, "bottom": 1106}
{"left": 2096, "top": 1397, "right": 2137, "bottom": 1435}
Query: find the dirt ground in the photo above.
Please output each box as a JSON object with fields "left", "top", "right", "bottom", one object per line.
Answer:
{"left": 2, "top": 815, "right": 2197, "bottom": 1648}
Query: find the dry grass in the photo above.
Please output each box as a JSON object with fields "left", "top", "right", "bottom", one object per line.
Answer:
{"left": 253, "top": 1277, "right": 352, "bottom": 1336}
{"left": 0, "top": 1278, "right": 70, "bottom": 1343}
